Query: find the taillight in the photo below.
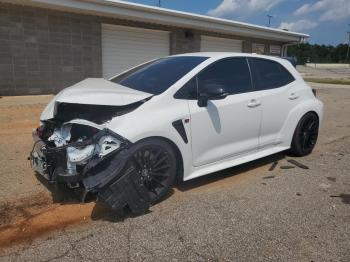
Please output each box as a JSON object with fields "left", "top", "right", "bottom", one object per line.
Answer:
{"left": 312, "top": 89, "right": 317, "bottom": 97}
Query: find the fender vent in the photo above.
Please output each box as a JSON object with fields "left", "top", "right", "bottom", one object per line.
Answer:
{"left": 312, "top": 89, "right": 317, "bottom": 97}
{"left": 172, "top": 120, "right": 188, "bottom": 144}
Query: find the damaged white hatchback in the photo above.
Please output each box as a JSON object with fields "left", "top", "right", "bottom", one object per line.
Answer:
{"left": 30, "top": 53, "right": 323, "bottom": 213}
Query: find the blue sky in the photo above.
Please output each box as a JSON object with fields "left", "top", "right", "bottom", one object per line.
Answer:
{"left": 123, "top": 0, "right": 350, "bottom": 45}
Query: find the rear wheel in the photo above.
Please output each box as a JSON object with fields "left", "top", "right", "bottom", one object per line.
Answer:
{"left": 290, "top": 112, "right": 319, "bottom": 156}
{"left": 125, "top": 138, "right": 177, "bottom": 204}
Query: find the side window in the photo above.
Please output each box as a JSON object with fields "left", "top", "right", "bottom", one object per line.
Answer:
{"left": 249, "top": 58, "right": 295, "bottom": 90}
{"left": 174, "top": 77, "right": 198, "bottom": 100}
{"left": 197, "top": 57, "right": 252, "bottom": 95}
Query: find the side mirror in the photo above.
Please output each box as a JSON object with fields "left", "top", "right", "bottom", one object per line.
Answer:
{"left": 197, "top": 83, "right": 228, "bottom": 107}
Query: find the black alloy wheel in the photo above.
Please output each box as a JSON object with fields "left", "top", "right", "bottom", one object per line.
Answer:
{"left": 290, "top": 112, "right": 319, "bottom": 156}
{"left": 299, "top": 116, "right": 318, "bottom": 151}
{"left": 126, "top": 139, "right": 177, "bottom": 204}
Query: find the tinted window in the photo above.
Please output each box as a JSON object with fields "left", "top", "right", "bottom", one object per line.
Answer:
{"left": 197, "top": 57, "right": 252, "bottom": 95}
{"left": 110, "top": 56, "right": 208, "bottom": 95}
{"left": 174, "top": 77, "right": 198, "bottom": 100}
{"left": 249, "top": 58, "right": 295, "bottom": 90}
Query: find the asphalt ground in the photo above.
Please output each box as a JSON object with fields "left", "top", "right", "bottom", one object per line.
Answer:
{"left": 0, "top": 83, "right": 349, "bottom": 261}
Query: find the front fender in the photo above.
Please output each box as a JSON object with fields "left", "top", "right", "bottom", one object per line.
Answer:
{"left": 106, "top": 98, "right": 193, "bottom": 181}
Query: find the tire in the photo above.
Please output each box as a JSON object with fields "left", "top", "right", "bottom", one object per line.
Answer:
{"left": 290, "top": 112, "right": 319, "bottom": 156}
{"left": 124, "top": 138, "right": 178, "bottom": 204}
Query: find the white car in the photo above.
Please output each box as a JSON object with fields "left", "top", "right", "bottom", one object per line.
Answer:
{"left": 30, "top": 52, "right": 323, "bottom": 213}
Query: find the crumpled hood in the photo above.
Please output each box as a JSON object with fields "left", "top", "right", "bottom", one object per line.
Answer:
{"left": 41, "top": 78, "right": 152, "bottom": 120}
{"left": 56, "top": 78, "right": 151, "bottom": 105}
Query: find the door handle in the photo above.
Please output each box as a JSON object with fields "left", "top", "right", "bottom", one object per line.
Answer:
{"left": 247, "top": 99, "right": 261, "bottom": 108}
{"left": 289, "top": 93, "right": 299, "bottom": 100}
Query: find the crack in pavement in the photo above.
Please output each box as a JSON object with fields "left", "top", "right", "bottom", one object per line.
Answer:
{"left": 41, "top": 231, "right": 94, "bottom": 262}
{"left": 126, "top": 219, "right": 133, "bottom": 262}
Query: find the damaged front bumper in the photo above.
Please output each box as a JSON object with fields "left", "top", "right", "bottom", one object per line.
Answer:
{"left": 30, "top": 122, "right": 152, "bottom": 214}
{"left": 30, "top": 127, "right": 129, "bottom": 186}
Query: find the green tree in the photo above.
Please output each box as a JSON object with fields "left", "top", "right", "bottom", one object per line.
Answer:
{"left": 287, "top": 43, "right": 348, "bottom": 64}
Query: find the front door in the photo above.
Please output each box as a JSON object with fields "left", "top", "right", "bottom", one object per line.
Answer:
{"left": 189, "top": 57, "right": 262, "bottom": 167}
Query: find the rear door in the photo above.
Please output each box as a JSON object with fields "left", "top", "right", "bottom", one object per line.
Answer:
{"left": 247, "top": 58, "right": 297, "bottom": 148}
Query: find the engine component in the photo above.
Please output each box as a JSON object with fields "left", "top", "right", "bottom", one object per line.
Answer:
{"left": 48, "top": 125, "right": 72, "bottom": 147}
{"left": 98, "top": 136, "right": 121, "bottom": 157}
{"left": 67, "top": 145, "right": 95, "bottom": 164}
{"left": 54, "top": 101, "right": 145, "bottom": 124}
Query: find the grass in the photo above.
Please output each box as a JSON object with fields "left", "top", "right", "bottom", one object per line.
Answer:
{"left": 304, "top": 78, "right": 350, "bottom": 85}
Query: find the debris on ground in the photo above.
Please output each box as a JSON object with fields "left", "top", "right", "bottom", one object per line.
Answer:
{"left": 330, "top": 194, "right": 350, "bottom": 204}
{"left": 327, "top": 177, "right": 337, "bottom": 182}
{"left": 287, "top": 159, "right": 309, "bottom": 169}
{"left": 269, "top": 161, "right": 278, "bottom": 171}
{"left": 263, "top": 175, "right": 275, "bottom": 179}
{"left": 337, "top": 152, "right": 344, "bottom": 160}
{"left": 280, "top": 166, "right": 295, "bottom": 169}
{"left": 296, "top": 192, "right": 302, "bottom": 196}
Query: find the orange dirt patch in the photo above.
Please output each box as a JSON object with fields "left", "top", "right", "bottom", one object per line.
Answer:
{"left": 0, "top": 192, "right": 52, "bottom": 228}
{"left": 0, "top": 202, "right": 96, "bottom": 250}
{"left": 0, "top": 192, "right": 108, "bottom": 250}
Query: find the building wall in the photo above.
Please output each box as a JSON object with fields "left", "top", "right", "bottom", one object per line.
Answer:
{"left": 0, "top": 3, "right": 284, "bottom": 96}
{"left": 170, "top": 29, "right": 201, "bottom": 54}
{"left": 0, "top": 3, "right": 102, "bottom": 95}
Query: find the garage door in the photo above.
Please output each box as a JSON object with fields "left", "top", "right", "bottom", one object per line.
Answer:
{"left": 201, "top": 36, "right": 242, "bottom": 52}
{"left": 102, "top": 24, "right": 170, "bottom": 79}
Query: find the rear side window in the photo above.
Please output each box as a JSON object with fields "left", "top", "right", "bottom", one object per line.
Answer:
{"left": 249, "top": 58, "right": 295, "bottom": 90}
{"left": 197, "top": 57, "right": 252, "bottom": 95}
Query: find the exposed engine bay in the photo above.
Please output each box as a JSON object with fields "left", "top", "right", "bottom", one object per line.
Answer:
{"left": 30, "top": 100, "right": 151, "bottom": 214}
{"left": 54, "top": 101, "right": 145, "bottom": 124}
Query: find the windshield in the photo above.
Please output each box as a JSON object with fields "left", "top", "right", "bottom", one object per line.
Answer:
{"left": 110, "top": 56, "right": 208, "bottom": 95}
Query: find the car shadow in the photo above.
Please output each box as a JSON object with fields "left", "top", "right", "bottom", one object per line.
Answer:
{"left": 90, "top": 188, "right": 176, "bottom": 222}
{"left": 34, "top": 152, "right": 285, "bottom": 222}
{"left": 34, "top": 173, "right": 95, "bottom": 204}
{"left": 176, "top": 152, "right": 285, "bottom": 192}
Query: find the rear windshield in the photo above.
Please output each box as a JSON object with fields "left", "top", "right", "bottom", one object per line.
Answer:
{"left": 110, "top": 56, "right": 208, "bottom": 95}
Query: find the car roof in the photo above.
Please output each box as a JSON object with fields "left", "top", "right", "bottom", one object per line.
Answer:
{"left": 173, "top": 52, "right": 286, "bottom": 63}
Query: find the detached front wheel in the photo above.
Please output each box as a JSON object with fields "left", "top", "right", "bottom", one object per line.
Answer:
{"left": 125, "top": 138, "right": 177, "bottom": 204}
{"left": 290, "top": 112, "right": 319, "bottom": 156}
